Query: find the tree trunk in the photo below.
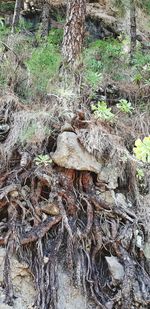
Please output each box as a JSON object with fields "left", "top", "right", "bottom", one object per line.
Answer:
{"left": 12, "top": 0, "right": 23, "bottom": 33}
{"left": 41, "top": 1, "right": 50, "bottom": 37}
{"left": 62, "top": 0, "right": 86, "bottom": 67}
{"left": 130, "top": 0, "right": 136, "bottom": 60}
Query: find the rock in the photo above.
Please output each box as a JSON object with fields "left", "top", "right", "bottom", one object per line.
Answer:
{"left": 144, "top": 241, "right": 150, "bottom": 260}
{"left": 100, "top": 190, "right": 115, "bottom": 205}
{"left": 105, "top": 256, "right": 124, "bottom": 282}
{"left": 86, "top": 3, "right": 119, "bottom": 39}
{"left": 0, "top": 248, "right": 36, "bottom": 309}
{"left": 115, "top": 193, "right": 128, "bottom": 208}
{"left": 57, "top": 267, "right": 95, "bottom": 309}
{"left": 51, "top": 132, "right": 102, "bottom": 173}
{"left": 40, "top": 202, "right": 60, "bottom": 216}
{"left": 0, "top": 248, "right": 94, "bottom": 309}
{"left": 61, "top": 122, "right": 74, "bottom": 133}
{"left": 98, "top": 165, "right": 119, "bottom": 189}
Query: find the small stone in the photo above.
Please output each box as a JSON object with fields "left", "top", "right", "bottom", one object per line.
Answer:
{"left": 9, "top": 190, "right": 19, "bottom": 199}
{"left": 100, "top": 190, "right": 115, "bottom": 205}
{"left": 44, "top": 256, "right": 49, "bottom": 264}
{"left": 41, "top": 203, "right": 60, "bottom": 216}
{"left": 98, "top": 165, "right": 119, "bottom": 189}
{"left": 115, "top": 193, "right": 128, "bottom": 208}
{"left": 105, "top": 256, "right": 124, "bottom": 282}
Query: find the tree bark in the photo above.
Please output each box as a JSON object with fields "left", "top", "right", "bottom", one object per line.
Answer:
{"left": 62, "top": 0, "right": 86, "bottom": 67}
{"left": 41, "top": 1, "right": 50, "bottom": 37}
{"left": 130, "top": 0, "right": 136, "bottom": 59}
{"left": 12, "top": 0, "right": 23, "bottom": 33}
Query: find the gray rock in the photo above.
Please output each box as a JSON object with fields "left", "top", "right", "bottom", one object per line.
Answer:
{"left": 51, "top": 132, "right": 102, "bottom": 173}
{"left": 0, "top": 248, "right": 36, "bottom": 309}
{"left": 144, "top": 241, "right": 150, "bottom": 260}
{"left": 0, "top": 248, "right": 94, "bottom": 309}
{"left": 115, "top": 193, "right": 128, "bottom": 208}
{"left": 58, "top": 267, "right": 90, "bottom": 309}
{"left": 98, "top": 165, "right": 119, "bottom": 189}
{"left": 100, "top": 190, "right": 115, "bottom": 205}
{"left": 105, "top": 256, "right": 124, "bottom": 282}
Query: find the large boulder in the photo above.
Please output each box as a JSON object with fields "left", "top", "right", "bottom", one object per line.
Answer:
{"left": 51, "top": 132, "right": 102, "bottom": 173}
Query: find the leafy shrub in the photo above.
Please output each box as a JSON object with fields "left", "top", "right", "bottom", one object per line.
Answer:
{"left": 83, "top": 38, "right": 125, "bottom": 87}
{"left": 133, "top": 136, "right": 150, "bottom": 163}
{"left": 48, "top": 28, "right": 63, "bottom": 46}
{"left": 117, "top": 99, "right": 134, "bottom": 114}
{"left": 91, "top": 101, "right": 114, "bottom": 121}
{"left": 26, "top": 42, "right": 61, "bottom": 96}
{"left": 136, "top": 168, "right": 144, "bottom": 181}
{"left": 0, "top": 23, "right": 10, "bottom": 39}
{"left": 84, "top": 71, "right": 102, "bottom": 90}
{"left": 0, "top": 2, "right": 14, "bottom": 12}
{"left": 133, "top": 73, "right": 143, "bottom": 85}
{"left": 133, "top": 51, "right": 150, "bottom": 68}
{"left": 17, "top": 19, "right": 34, "bottom": 32}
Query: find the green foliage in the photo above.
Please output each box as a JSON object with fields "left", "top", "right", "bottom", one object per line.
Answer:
{"left": 117, "top": 99, "right": 134, "bottom": 114}
{"left": 131, "top": 51, "right": 150, "bottom": 86}
{"left": 0, "top": 2, "right": 14, "bottom": 12}
{"left": 133, "top": 136, "right": 150, "bottom": 163}
{"left": 133, "top": 51, "right": 150, "bottom": 68}
{"left": 34, "top": 155, "right": 52, "bottom": 166}
{"left": 47, "top": 28, "right": 63, "bottom": 46}
{"left": 85, "top": 71, "right": 102, "bottom": 90}
{"left": 0, "top": 23, "right": 10, "bottom": 39}
{"left": 83, "top": 38, "right": 125, "bottom": 87}
{"left": 136, "top": 168, "right": 144, "bottom": 181}
{"left": 26, "top": 41, "right": 61, "bottom": 95}
{"left": 112, "top": 0, "right": 129, "bottom": 16}
{"left": 133, "top": 73, "right": 143, "bottom": 84}
{"left": 137, "top": 0, "right": 150, "bottom": 14}
{"left": 113, "top": 0, "right": 150, "bottom": 15}
{"left": 91, "top": 101, "right": 114, "bottom": 121}
{"left": 17, "top": 19, "right": 34, "bottom": 32}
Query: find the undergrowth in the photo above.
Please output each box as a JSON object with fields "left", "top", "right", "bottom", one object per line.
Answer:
{"left": 26, "top": 41, "right": 61, "bottom": 97}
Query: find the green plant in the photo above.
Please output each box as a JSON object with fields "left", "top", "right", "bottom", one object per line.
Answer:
{"left": 117, "top": 99, "right": 134, "bottom": 114}
{"left": 48, "top": 28, "right": 63, "bottom": 46}
{"left": 83, "top": 38, "right": 125, "bottom": 86}
{"left": 26, "top": 42, "right": 61, "bottom": 95}
{"left": 133, "top": 73, "right": 143, "bottom": 85}
{"left": 34, "top": 155, "right": 52, "bottom": 166}
{"left": 91, "top": 101, "right": 114, "bottom": 121}
{"left": 0, "top": 2, "right": 14, "bottom": 12}
{"left": 136, "top": 168, "right": 144, "bottom": 181}
{"left": 133, "top": 136, "right": 150, "bottom": 163}
{"left": 17, "top": 19, "right": 34, "bottom": 32}
{"left": 84, "top": 70, "right": 102, "bottom": 90}
{"left": 0, "top": 23, "right": 10, "bottom": 39}
{"left": 133, "top": 51, "right": 150, "bottom": 68}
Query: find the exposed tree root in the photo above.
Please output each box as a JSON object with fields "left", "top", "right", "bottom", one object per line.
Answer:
{"left": 0, "top": 162, "right": 149, "bottom": 309}
{"left": 0, "top": 100, "right": 149, "bottom": 309}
